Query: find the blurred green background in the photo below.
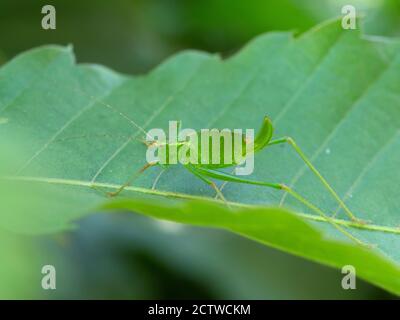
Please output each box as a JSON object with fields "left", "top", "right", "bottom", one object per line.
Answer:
{"left": 1, "top": 0, "right": 399, "bottom": 299}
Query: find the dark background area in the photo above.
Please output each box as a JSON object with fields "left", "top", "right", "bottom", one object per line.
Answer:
{"left": 1, "top": 0, "right": 399, "bottom": 299}
{"left": 1, "top": 0, "right": 400, "bottom": 73}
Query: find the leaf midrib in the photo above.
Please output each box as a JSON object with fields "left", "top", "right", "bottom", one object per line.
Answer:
{"left": 4, "top": 175, "right": 400, "bottom": 236}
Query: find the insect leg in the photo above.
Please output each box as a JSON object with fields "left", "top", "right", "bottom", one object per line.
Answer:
{"left": 152, "top": 167, "right": 168, "bottom": 190}
{"left": 214, "top": 168, "right": 236, "bottom": 199}
{"left": 268, "top": 137, "right": 364, "bottom": 224}
{"left": 184, "top": 165, "right": 227, "bottom": 203}
{"left": 189, "top": 166, "right": 370, "bottom": 247}
{"left": 281, "top": 185, "right": 371, "bottom": 248}
{"left": 107, "top": 161, "right": 158, "bottom": 197}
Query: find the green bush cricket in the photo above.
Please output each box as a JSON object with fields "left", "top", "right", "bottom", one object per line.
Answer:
{"left": 55, "top": 89, "right": 370, "bottom": 248}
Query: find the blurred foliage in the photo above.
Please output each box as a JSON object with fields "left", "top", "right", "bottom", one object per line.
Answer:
{"left": 0, "top": 230, "right": 40, "bottom": 298}
{"left": 0, "top": 138, "right": 63, "bottom": 298}
{"left": 0, "top": 93, "right": 394, "bottom": 301}
{"left": 52, "top": 214, "right": 390, "bottom": 299}
{"left": 0, "top": 0, "right": 400, "bottom": 73}
{"left": 1, "top": 0, "right": 399, "bottom": 299}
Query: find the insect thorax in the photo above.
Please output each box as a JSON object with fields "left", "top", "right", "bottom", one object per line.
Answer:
{"left": 150, "top": 130, "right": 253, "bottom": 167}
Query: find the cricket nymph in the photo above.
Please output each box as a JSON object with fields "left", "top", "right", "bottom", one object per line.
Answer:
{"left": 145, "top": 116, "right": 273, "bottom": 172}
{"left": 63, "top": 82, "right": 371, "bottom": 247}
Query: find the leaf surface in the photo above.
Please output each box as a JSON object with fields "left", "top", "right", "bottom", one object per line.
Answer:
{"left": 1, "top": 20, "right": 400, "bottom": 294}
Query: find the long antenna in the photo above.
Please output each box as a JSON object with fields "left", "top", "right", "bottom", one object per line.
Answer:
{"left": 72, "top": 87, "right": 154, "bottom": 140}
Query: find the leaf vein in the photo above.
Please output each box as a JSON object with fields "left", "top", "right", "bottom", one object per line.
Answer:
{"left": 16, "top": 82, "right": 126, "bottom": 174}
{"left": 89, "top": 59, "right": 206, "bottom": 182}
{"left": 279, "top": 51, "right": 400, "bottom": 209}
{"left": 0, "top": 51, "right": 65, "bottom": 114}
{"left": 333, "top": 129, "right": 400, "bottom": 215}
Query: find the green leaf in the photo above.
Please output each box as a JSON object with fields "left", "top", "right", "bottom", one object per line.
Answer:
{"left": 1, "top": 19, "right": 400, "bottom": 295}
